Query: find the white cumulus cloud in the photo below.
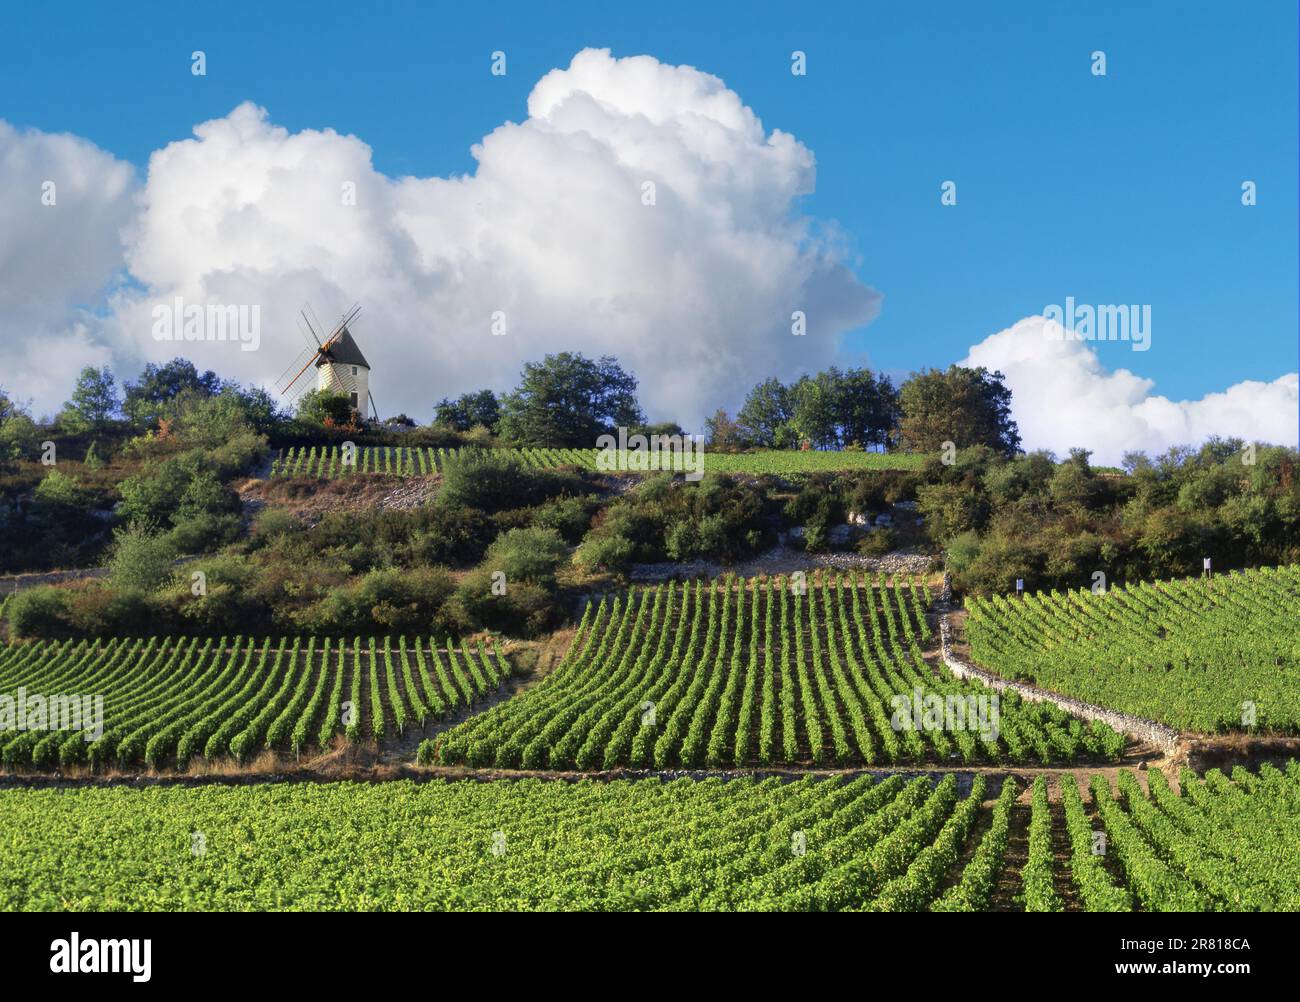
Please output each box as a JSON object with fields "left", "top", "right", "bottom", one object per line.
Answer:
{"left": 2, "top": 48, "right": 880, "bottom": 424}
{"left": 961, "top": 315, "right": 1299, "bottom": 466}
{"left": 0, "top": 121, "right": 136, "bottom": 415}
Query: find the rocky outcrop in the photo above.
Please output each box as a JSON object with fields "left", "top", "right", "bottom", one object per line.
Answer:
{"left": 629, "top": 545, "right": 935, "bottom": 582}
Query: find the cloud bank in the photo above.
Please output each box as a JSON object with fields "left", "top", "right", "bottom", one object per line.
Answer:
{"left": 3, "top": 48, "right": 878, "bottom": 425}
{"left": 962, "top": 316, "right": 1299, "bottom": 466}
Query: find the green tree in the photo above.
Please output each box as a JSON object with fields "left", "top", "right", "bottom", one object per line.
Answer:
{"left": 790, "top": 372, "right": 840, "bottom": 449}
{"left": 737, "top": 378, "right": 795, "bottom": 448}
{"left": 0, "top": 394, "right": 39, "bottom": 465}
{"left": 434, "top": 390, "right": 500, "bottom": 432}
{"left": 497, "top": 353, "right": 643, "bottom": 447}
{"left": 898, "top": 365, "right": 1021, "bottom": 456}
{"left": 122, "top": 359, "right": 221, "bottom": 427}
{"left": 703, "top": 409, "right": 749, "bottom": 452}
{"left": 834, "top": 368, "right": 899, "bottom": 450}
{"left": 62, "top": 365, "right": 119, "bottom": 432}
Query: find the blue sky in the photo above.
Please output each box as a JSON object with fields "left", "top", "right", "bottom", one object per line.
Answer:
{"left": 2, "top": 0, "right": 1296, "bottom": 449}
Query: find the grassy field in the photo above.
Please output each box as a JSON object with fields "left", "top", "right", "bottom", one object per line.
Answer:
{"left": 267, "top": 445, "right": 929, "bottom": 478}
{"left": 965, "top": 564, "right": 1300, "bottom": 733}
{"left": 1, "top": 764, "right": 1295, "bottom": 910}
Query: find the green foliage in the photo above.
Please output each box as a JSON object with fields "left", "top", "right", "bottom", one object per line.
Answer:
{"left": 61, "top": 366, "right": 120, "bottom": 433}
{"left": 438, "top": 449, "right": 582, "bottom": 513}
{"left": 5, "top": 586, "right": 72, "bottom": 639}
{"left": 295, "top": 388, "right": 353, "bottom": 427}
{"left": 303, "top": 568, "right": 456, "bottom": 635}
{"left": 898, "top": 365, "right": 1020, "bottom": 455}
{"left": 497, "top": 352, "right": 644, "bottom": 447}
{"left": 946, "top": 440, "right": 1300, "bottom": 595}
{"left": 107, "top": 525, "right": 177, "bottom": 591}
{"left": 433, "top": 389, "right": 499, "bottom": 432}
{"left": 483, "top": 527, "right": 568, "bottom": 587}
{"left": 122, "top": 359, "right": 221, "bottom": 427}
{"left": 577, "top": 474, "right": 771, "bottom": 571}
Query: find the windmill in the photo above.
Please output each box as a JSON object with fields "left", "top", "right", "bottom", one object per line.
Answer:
{"left": 275, "top": 303, "right": 380, "bottom": 421}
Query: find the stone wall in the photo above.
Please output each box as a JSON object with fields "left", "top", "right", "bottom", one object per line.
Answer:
{"left": 0, "top": 566, "right": 110, "bottom": 596}
{"left": 937, "top": 613, "right": 1180, "bottom": 752}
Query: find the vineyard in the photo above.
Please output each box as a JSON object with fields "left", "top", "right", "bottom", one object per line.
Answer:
{"left": 965, "top": 564, "right": 1300, "bottom": 733}
{"left": 1, "top": 763, "right": 1295, "bottom": 910}
{"left": 431, "top": 575, "right": 1126, "bottom": 769}
{"left": 267, "top": 445, "right": 927, "bottom": 478}
{"left": 0, "top": 636, "right": 509, "bottom": 769}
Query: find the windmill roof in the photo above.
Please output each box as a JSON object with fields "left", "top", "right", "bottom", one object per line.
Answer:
{"left": 315, "top": 327, "right": 370, "bottom": 369}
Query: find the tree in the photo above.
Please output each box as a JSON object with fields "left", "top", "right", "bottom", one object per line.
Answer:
{"left": 221, "top": 384, "right": 283, "bottom": 436}
{"left": 704, "top": 409, "right": 748, "bottom": 452}
{"left": 434, "top": 390, "right": 500, "bottom": 432}
{"left": 63, "top": 365, "right": 119, "bottom": 432}
{"left": 497, "top": 353, "right": 643, "bottom": 447}
{"left": 0, "top": 391, "right": 39, "bottom": 466}
{"left": 123, "top": 359, "right": 221, "bottom": 427}
{"left": 834, "top": 368, "right": 899, "bottom": 450}
{"left": 898, "top": 365, "right": 1021, "bottom": 456}
{"left": 736, "top": 369, "right": 898, "bottom": 450}
{"left": 790, "top": 372, "right": 840, "bottom": 449}
{"left": 737, "top": 378, "right": 795, "bottom": 448}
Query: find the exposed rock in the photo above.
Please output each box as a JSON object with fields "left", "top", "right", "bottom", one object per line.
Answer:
{"left": 629, "top": 544, "right": 935, "bottom": 582}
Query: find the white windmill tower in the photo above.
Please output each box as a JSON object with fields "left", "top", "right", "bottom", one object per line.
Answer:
{"left": 276, "top": 303, "right": 379, "bottom": 421}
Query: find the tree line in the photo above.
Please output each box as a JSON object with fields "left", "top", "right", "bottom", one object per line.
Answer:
{"left": 3, "top": 350, "right": 1021, "bottom": 465}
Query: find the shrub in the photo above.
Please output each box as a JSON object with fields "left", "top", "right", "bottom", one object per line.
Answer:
{"left": 6, "top": 586, "right": 72, "bottom": 638}
{"left": 107, "top": 525, "right": 177, "bottom": 591}
{"left": 447, "top": 569, "right": 559, "bottom": 637}
{"left": 574, "top": 533, "right": 636, "bottom": 573}
{"left": 482, "top": 527, "right": 568, "bottom": 587}
{"left": 438, "top": 449, "right": 583, "bottom": 512}
{"left": 304, "top": 567, "right": 456, "bottom": 635}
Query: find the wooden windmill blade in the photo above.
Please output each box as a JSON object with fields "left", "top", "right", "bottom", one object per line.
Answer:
{"left": 298, "top": 313, "right": 322, "bottom": 348}
{"left": 319, "top": 303, "right": 362, "bottom": 352}
{"left": 276, "top": 300, "right": 364, "bottom": 399}
{"left": 275, "top": 345, "right": 321, "bottom": 395}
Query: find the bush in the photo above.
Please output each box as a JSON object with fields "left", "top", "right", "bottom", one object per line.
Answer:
{"left": 446, "top": 569, "right": 559, "bottom": 637}
{"left": 164, "top": 511, "right": 243, "bottom": 555}
{"left": 857, "top": 527, "right": 896, "bottom": 557}
{"left": 250, "top": 507, "right": 301, "bottom": 543}
{"left": 438, "top": 449, "right": 584, "bottom": 513}
{"left": 6, "top": 586, "right": 72, "bottom": 638}
{"left": 482, "top": 527, "right": 568, "bottom": 587}
{"left": 303, "top": 567, "right": 456, "bottom": 635}
{"left": 574, "top": 533, "right": 636, "bottom": 573}
{"left": 529, "top": 495, "right": 599, "bottom": 543}
{"left": 107, "top": 525, "right": 177, "bottom": 591}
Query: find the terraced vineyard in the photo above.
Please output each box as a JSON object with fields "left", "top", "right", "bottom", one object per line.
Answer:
{"left": 2, "top": 764, "right": 1294, "bottom": 910}
{"left": 0, "top": 636, "right": 508, "bottom": 769}
{"left": 965, "top": 564, "right": 1300, "bottom": 733}
{"left": 267, "top": 445, "right": 927, "bottom": 478}
{"left": 432, "top": 575, "right": 1125, "bottom": 769}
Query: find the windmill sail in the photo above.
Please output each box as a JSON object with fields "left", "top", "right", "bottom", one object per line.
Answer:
{"left": 278, "top": 303, "right": 362, "bottom": 398}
